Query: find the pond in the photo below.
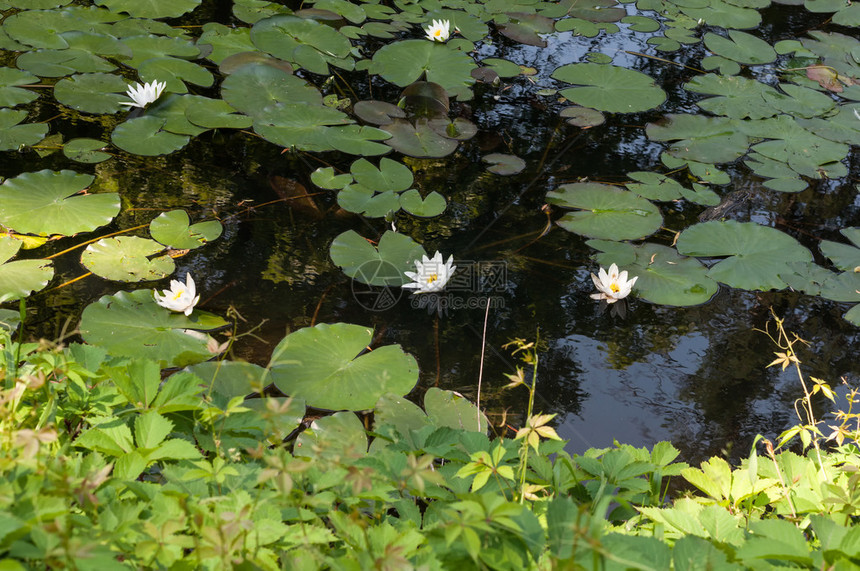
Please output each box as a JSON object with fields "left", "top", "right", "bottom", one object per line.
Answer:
{"left": 0, "top": 0, "right": 858, "bottom": 465}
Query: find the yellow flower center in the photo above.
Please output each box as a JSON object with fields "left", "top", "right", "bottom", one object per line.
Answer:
{"left": 173, "top": 289, "right": 185, "bottom": 300}
{"left": 610, "top": 282, "right": 620, "bottom": 293}
{"left": 426, "top": 273, "right": 439, "bottom": 284}
{"left": 434, "top": 30, "right": 442, "bottom": 37}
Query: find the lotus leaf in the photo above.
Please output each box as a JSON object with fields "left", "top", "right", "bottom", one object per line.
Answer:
{"left": 311, "top": 166, "right": 352, "bottom": 190}
{"left": 2, "top": 9, "right": 115, "bottom": 49}
{"left": 120, "top": 35, "right": 200, "bottom": 67}
{"left": 370, "top": 39, "right": 476, "bottom": 98}
{"left": 701, "top": 55, "right": 742, "bottom": 76}
{"left": 622, "top": 15, "right": 661, "bottom": 32}
{"left": 552, "top": 63, "right": 666, "bottom": 113}
{"left": 221, "top": 63, "right": 321, "bottom": 115}
{"left": 0, "top": 170, "right": 119, "bottom": 236}
{"left": 337, "top": 185, "right": 402, "bottom": 217}
{"left": 676, "top": 220, "right": 813, "bottom": 290}
{"left": 353, "top": 100, "right": 406, "bottom": 125}
{"left": 111, "top": 116, "right": 191, "bottom": 156}
{"left": 497, "top": 13, "right": 554, "bottom": 47}
{"left": 150, "top": 210, "right": 222, "bottom": 250}
{"left": 0, "top": 236, "right": 54, "bottom": 303}
{"left": 330, "top": 229, "right": 426, "bottom": 286}
{"left": 481, "top": 57, "right": 521, "bottom": 78}
{"left": 588, "top": 240, "right": 718, "bottom": 306}
{"left": 186, "top": 361, "right": 269, "bottom": 398}
{"left": 267, "top": 322, "right": 419, "bottom": 411}
{"left": 554, "top": 18, "right": 619, "bottom": 38}
{"left": 744, "top": 152, "right": 808, "bottom": 193}
{"left": 625, "top": 172, "right": 685, "bottom": 201}
{"left": 424, "top": 387, "right": 488, "bottom": 433}
{"left": 52, "top": 72, "right": 129, "bottom": 114}
{"left": 183, "top": 97, "right": 253, "bottom": 130}
{"left": 325, "top": 125, "right": 392, "bottom": 156}
{"left": 745, "top": 117, "right": 849, "bottom": 179}
{"left": 399, "top": 189, "right": 447, "bottom": 217}
{"left": 250, "top": 15, "right": 352, "bottom": 74}
{"left": 685, "top": 74, "right": 780, "bottom": 120}
{"left": 428, "top": 118, "right": 477, "bottom": 141}
{"left": 233, "top": 0, "right": 291, "bottom": 24}
{"left": 796, "top": 104, "right": 860, "bottom": 145}
{"left": 81, "top": 236, "right": 174, "bottom": 282}
{"left": 196, "top": 23, "right": 257, "bottom": 65}
{"left": 680, "top": 183, "right": 721, "bottom": 207}
{"left": 253, "top": 104, "right": 350, "bottom": 151}
{"left": 703, "top": 30, "right": 776, "bottom": 65}
{"left": 372, "top": 393, "right": 433, "bottom": 449}
{"left": 680, "top": 1, "right": 761, "bottom": 29}
{"left": 0, "top": 109, "right": 48, "bottom": 151}
{"left": 0, "top": 68, "right": 39, "bottom": 107}
{"left": 547, "top": 183, "right": 663, "bottom": 241}
{"left": 780, "top": 262, "right": 860, "bottom": 303}
{"left": 560, "top": 105, "right": 605, "bottom": 127}
{"left": 146, "top": 95, "right": 210, "bottom": 136}
{"left": 764, "top": 83, "right": 835, "bottom": 119}
{"left": 63, "top": 138, "right": 112, "bottom": 163}
{"left": 79, "top": 289, "right": 228, "bottom": 368}
{"left": 351, "top": 158, "right": 413, "bottom": 192}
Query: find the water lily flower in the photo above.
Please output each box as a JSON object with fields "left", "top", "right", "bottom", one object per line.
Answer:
{"left": 590, "top": 263, "right": 637, "bottom": 304}
{"left": 402, "top": 251, "right": 456, "bottom": 293}
{"left": 424, "top": 19, "right": 451, "bottom": 42}
{"left": 154, "top": 273, "right": 200, "bottom": 316}
{"left": 119, "top": 80, "right": 166, "bottom": 108}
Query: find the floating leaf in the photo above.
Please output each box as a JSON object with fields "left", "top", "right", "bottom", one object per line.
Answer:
{"left": 353, "top": 100, "right": 406, "bottom": 125}
{"left": 685, "top": 74, "right": 779, "bottom": 120}
{"left": 483, "top": 153, "right": 526, "bottom": 175}
{"left": 703, "top": 30, "right": 776, "bottom": 65}
{"left": 646, "top": 114, "right": 749, "bottom": 164}
{"left": 588, "top": 240, "right": 718, "bottom": 306}
{"left": 325, "top": 125, "right": 392, "bottom": 156}
{"left": 311, "top": 166, "right": 352, "bottom": 190}
{"left": 424, "top": 388, "right": 488, "bottom": 433}
{"left": 625, "top": 172, "right": 684, "bottom": 201}
{"left": 53, "top": 72, "right": 129, "bottom": 114}
{"left": 63, "top": 138, "right": 112, "bottom": 163}
{"left": 183, "top": 96, "right": 253, "bottom": 130}
{"left": 0, "top": 170, "right": 119, "bottom": 236}
{"left": 0, "top": 236, "right": 54, "bottom": 303}
{"left": 330, "top": 230, "right": 426, "bottom": 286}
{"left": 370, "top": 39, "right": 476, "bottom": 97}
{"left": 820, "top": 228, "right": 860, "bottom": 272}
{"left": 497, "top": 12, "right": 554, "bottom": 47}
{"left": 187, "top": 361, "right": 269, "bottom": 398}
{"left": 560, "top": 105, "right": 605, "bottom": 127}
{"left": 111, "top": 116, "right": 191, "bottom": 156}
{"left": 80, "top": 289, "right": 227, "bottom": 368}
{"left": 0, "top": 109, "right": 48, "bottom": 151}
{"left": 547, "top": 183, "right": 663, "bottom": 241}
{"left": 552, "top": 63, "right": 666, "bottom": 113}
{"left": 0, "top": 68, "right": 39, "bottom": 107}
{"left": 680, "top": 2, "right": 761, "bottom": 29}
{"left": 95, "top": 0, "right": 201, "bottom": 19}
{"left": 250, "top": 15, "right": 353, "bottom": 75}
{"left": 382, "top": 118, "right": 459, "bottom": 158}
{"left": 149, "top": 210, "right": 222, "bottom": 250}
{"left": 267, "top": 323, "right": 419, "bottom": 411}
{"left": 399, "top": 189, "right": 446, "bottom": 217}
{"left": 80, "top": 236, "right": 174, "bottom": 282}
{"left": 221, "top": 62, "right": 321, "bottom": 116}
{"left": 676, "top": 220, "right": 813, "bottom": 290}
{"left": 296, "top": 411, "right": 368, "bottom": 459}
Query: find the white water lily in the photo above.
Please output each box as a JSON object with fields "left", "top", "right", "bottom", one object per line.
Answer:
{"left": 119, "top": 80, "right": 166, "bottom": 108}
{"left": 154, "top": 273, "right": 200, "bottom": 316}
{"left": 424, "top": 19, "right": 451, "bottom": 42}
{"left": 590, "top": 263, "right": 637, "bottom": 304}
{"left": 402, "top": 251, "right": 456, "bottom": 293}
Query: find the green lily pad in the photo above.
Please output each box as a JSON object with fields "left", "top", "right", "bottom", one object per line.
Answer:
{"left": 481, "top": 57, "right": 521, "bottom": 78}
{"left": 399, "top": 189, "right": 446, "bottom": 217}
{"left": 145, "top": 95, "right": 210, "bottom": 136}
{"left": 120, "top": 35, "right": 200, "bottom": 67}
{"left": 186, "top": 360, "right": 269, "bottom": 398}
{"left": 80, "top": 236, "right": 174, "bottom": 282}
{"left": 845, "top": 304, "right": 860, "bottom": 326}
{"left": 680, "top": 1, "right": 761, "bottom": 29}
{"left": 685, "top": 74, "right": 780, "bottom": 120}
{"left": 267, "top": 322, "right": 419, "bottom": 411}
{"left": 0, "top": 170, "right": 120, "bottom": 236}
{"left": 625, "top": 172, "right": 685, "bottom": 201}
{"left": 560, "top": 105, "right": 605, "bottom": 127}
{"left": 95, "top": 0, "right": 200, "bottom": 18}
{"left": 646, "top": 114, "right": 749, "bottom": 164}
{"left": 183, "top": 96, "right": 253, "bottom": 130}
{"left": 251, "top": 103, "right": 349, "bottom": 151}
{"left": 325, "top": 125, "right": 392, "bottom": 156}
{"left": 295, "top": 411, "right": 368, "bottom": 459}
{"left": 0, "top": 109, "right": 48, "bottom": 151}
{"left": 0, "top": 68, "right": 39, "bottom": 107}
{"left": 744, "top": 152, "right": 808, "bottom": 193}
{"left": 622, "top": 15, "right": 661, "bottom": 32}
{"left": 337, "top": 185, "right": 401, "bottom": 217}
{"left": 221, "top": 63, "right": 321, "bottom": 116}
{"left": 353, "top": 100, "right": 406, "bottom": 125}
{"left": 547, "top": 182, "right": 663, "bottom": 241}
{"left": 676, "top": 220, "right": 814, "bottom": 290}
{"left": 370, "top": 39, "right": 476, "bottom": 98}
{"left": 552, "top": 63, "right": 666, "bottom": 113}
{"left": 780, "top": 262, "right": 860, "bottom": 302}
{"left": 497, "top": 12, "right": 554, "bottom": 47}
{"left": 63, "top": 138, "right": 112, "bottom": 163}
{"left": 424, "top": 387, "right": 488, "bottom": 433}
{"left": 703, "top": 30, "right": 776, "bottom": 65}
{"left": 428, "top": 117, "right": 477, "bottom": 141}
{"left": 820, "top": 228, "right": 860, "bottom": 271}
{"left": 0, "top": 236, "right": 54, "bottom": 303}
{"left": 197, "top": 23, "right": 257, "bottom": 65}
{"left": 250, "top": 15, "right": 353, "bottom": 75}
{"left": 330, "top": 229, "right": 426, "bottom": 286}
{"left": 137, "top": 58, "right": 213, "bottom": 94}
{"left": 53, "top": 72, "right": 129, "bottom": 114}
{"left": 588, "top": 240, "right": 719, "bottom": 306}
{"left": 111, "top": 116, "right": 191, "bottom": 156}
{"left": 382, "top": 118, "right": 459, "bottom": 158}
{"left": 351, "top": 157, "right": 412, "bottom": 192}
{"left": 79, "top": 289, "right": 228, "bottom": 368}
{"left": 15, "top": 48, "right": 115, "bottom": 77}
{"left": 149, "top": 210, "right": 223, "bottom": 250}
{"left": 483, "top": 153, "right": 526, "bottom": 175}
{"left": 311, "top": 166, "right": 352, "bottom": 190}
{"left": 765, "top": 83, "right": 836, "bottom": 119}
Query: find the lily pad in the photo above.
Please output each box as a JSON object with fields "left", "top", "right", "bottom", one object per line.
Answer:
{"left": 646, "top": 114, "right": 749, "bottom": 164}
{"left": 80, "top": 236, "right": 174, "bottom": 282}
{"left": 552, "top": 63, "right": 666, "bottom": 113}
{"left": 295, "top": 411, "right": 368, "bottom": 459}
{"left": 547, "top": 183, "right": 663, "bottom": 241}
{"left": 149, "top": 210, "right": 223, "bottom": 250}
{"left": 351, "top": 157, "right": 412, "bottom": 192}
{"left": 703, "top": 30, "right": 776, "bottom": 65}
{"left": 15, "top": 48, "right": 115, "bottom": 77}
{"left": 370, "top": 39, "right": 476, "bottom": 98}
{"left": 0, "top": 109, "right": 48, "bottom": 151}
{"left": 337, "top": 186, "right": 402, "bottom": 217}
{"left": 424, "top": 387, "right": 488, "bottom": 433}
{"left": 111, "top": 116, "right": 191, "bottom": 156}
{"left": 0, "top": 170, "right": 120, "bottom": 236}
{"left": 625, "top": 172, "right": 685, "bottom": 201}
{"left": 483, "top": 153, "right": 526, "bottom": 175}
{"left": 497, "top": 13, "right": 554, "bottom": 47}
{"left": 310, "top": 167, "right": 352, "bottom": 190}
{"left": 382, "top": 118, "right": 459, "bottom": 158}
{"left": 588, "top": 240, "right": 719, "bottom": 306}
{"left": 676, "top": 220, "right": 813, "bottom": 290}
{"left": 330, "top": 229, "right": 426, "bottom": 286}
{"left": 63, "top": 138, "right": 112, "bottom": 163}
{"left": 79, "top": 289, "right": 228, "bottom": 368}
{"left": 399, "top": 189, "right": 447, "bottom": 217}
{"left": 0, "top": 68, "right": 39, "bottom": 107}
{"left": 221, "top": 63, "right": 322, "bottom": 116}
{"left": 183, "top": 97, "right": 253, "bottom": 130}
{"left": 250, "top": 15, "right": 353, "bottom": 75}
{"left": 0, "top": 236, "right": 54, "bottom": 303}
{"left": 267, "top": 322, "right": 419, "bottom": 411}
{"left": 560, "top": 105, "right": 605, "bottom": 127}
{"left": 325, "top": 125, "right": 392, "bottom": 156}
{"left": 53, "top": 72, "right": 129, "bottom": 114}
{"left": 95, "top": 0, "right": 201, "bottom": 18}
{"left": 820, "top": 228, "right": 860, "bottom": 271}
{"left": 186, "top": 360, "right": 270, "bottom": 398}
{"left": 353, "top": 100, "right": 406, "bottom": 125}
